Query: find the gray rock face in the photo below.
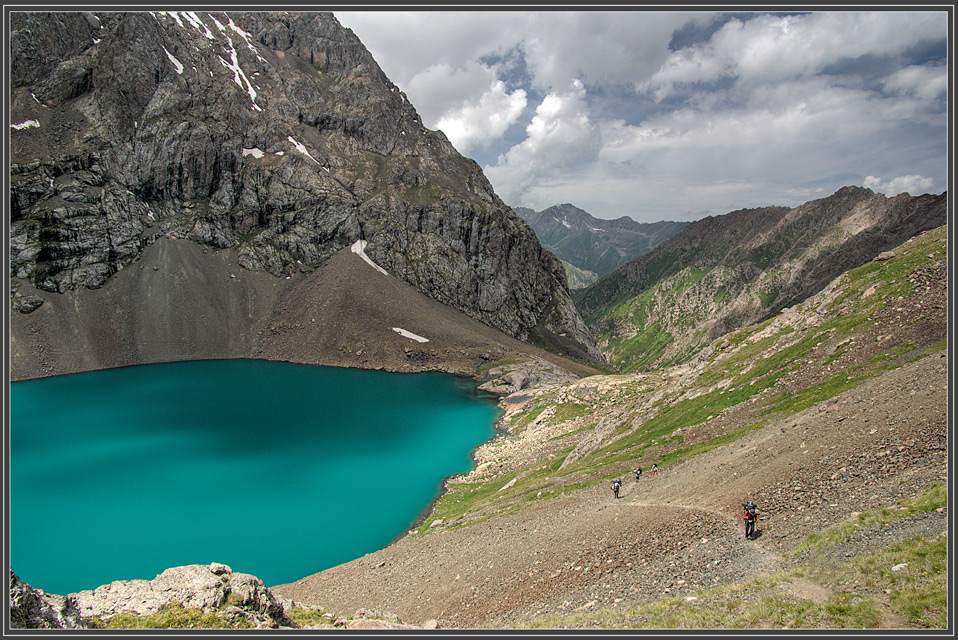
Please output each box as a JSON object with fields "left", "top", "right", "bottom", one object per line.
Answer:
{"left": 9, "top": 10, "right": 603, "bottom": 365}
{"left": 9, "top": 571, "right": 85, "bottom": 629}
{"left": 477, "top": 355, "right": 581, "bottom": 394}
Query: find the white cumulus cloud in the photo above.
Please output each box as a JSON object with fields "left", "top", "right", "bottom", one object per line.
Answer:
{"left": 643, "top": 12, "right": 948, "bottom": 99}
{"left": 516, "top": 11, "right": 697, "bottom": 90}
{"left": 485, "top": 79, "right": 599, "bottom": 206}
{"left": 882, "top": 64, "right": 948, "bottom": 103}
{"left": 403, "top": 61, "right": 499, "bottom": 127}
{"left": 435, "top": 80, "right": 527, "bottom": 154}
{"left": 863, "top": 175, "right": 935, "bottom": 196}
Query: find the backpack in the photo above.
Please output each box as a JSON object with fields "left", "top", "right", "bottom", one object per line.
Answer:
{"left": 745, "top": 502, "right": 756, "bottom": 517}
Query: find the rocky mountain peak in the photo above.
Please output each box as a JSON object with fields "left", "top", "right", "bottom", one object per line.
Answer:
{"left": 9, "top": 10, "right": 603, "bottom": 365}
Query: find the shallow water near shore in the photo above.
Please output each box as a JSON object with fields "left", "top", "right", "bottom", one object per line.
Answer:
{"left": 10, "top": 359, "right": 500, "bottom": 595}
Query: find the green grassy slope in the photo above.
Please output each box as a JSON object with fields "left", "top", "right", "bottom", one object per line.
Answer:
{"left": 575, "top": 189, "right": 947, "bottom": 373}
{"left": 419, "top": 224, "right": 947, "bottom": 536}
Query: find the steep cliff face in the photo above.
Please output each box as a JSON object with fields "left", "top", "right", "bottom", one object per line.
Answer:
{"left": 9, "top": 11, "right": 603, "bottom": 366}
{"left": 574, "top": 186, "right": 947, "bottom": 372}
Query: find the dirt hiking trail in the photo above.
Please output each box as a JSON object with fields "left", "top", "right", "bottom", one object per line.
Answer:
{"left": 273, "top": 350, "right": 947, "bottom": 629}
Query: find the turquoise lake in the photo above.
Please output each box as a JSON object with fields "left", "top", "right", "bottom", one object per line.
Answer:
{"left": 10, "top": 359, "right": 501, "bottom": 595}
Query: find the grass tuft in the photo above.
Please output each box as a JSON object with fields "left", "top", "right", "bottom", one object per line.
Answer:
{"left": 103, "top": 601, "right": 250, "bottom": 629}
{"left": 786, "top": 483, "right": 947, "bottom": 557}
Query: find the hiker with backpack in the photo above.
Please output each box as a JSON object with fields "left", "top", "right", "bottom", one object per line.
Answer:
{"left": 634, "top": 466, "right": 642, "bottom": 482}
{"left": 743, "top": 501, "right": 758, "bottom": 539}
{"left": 651, "top": 463, "right": 658, "bottom": 477}
{"left": 612, "top": 478, "right": 622, "bottom": 499}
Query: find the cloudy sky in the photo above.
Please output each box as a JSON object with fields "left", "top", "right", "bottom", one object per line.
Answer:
{"left": 335, "top": 9, "right": 949, "bottom": 223}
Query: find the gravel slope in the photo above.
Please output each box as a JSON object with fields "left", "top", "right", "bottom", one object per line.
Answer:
{"left": 272, "top": 350, "right": 948, "bottom": 629}
{"left": 10, "top": 239, "right": 600, "bottom": 382}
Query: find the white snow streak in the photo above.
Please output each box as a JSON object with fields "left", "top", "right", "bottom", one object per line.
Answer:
{"left": 227, "top": 15, "right": 267, "bottom": 63}
{"left": 159, "top": 11, "right": 184, "bottom": 27}
{"left": 163, "top": 47, "right": 184, "bottom": 74}
{"left": 210, "top": 14, "right": 226, "bottom": 32}
{"left": 242, "top": 147, "right": 264, "bottom": 158}
{"left": 287, "top": 136, "right": 322, "bottom": 165}
{"left": 183, "top": 11, "right": 215, "bottom": 39}
{"left": 350, "top": 240, "right": 390, "bottom": 276}
{"left": 393, "top": 328, "right": 429, "bottom": 343}
{"left": 11, "top": 120, "right": 40, "bottom": 130}
{"left": 218, "top": 36, "right": 262, "bottom": 111}
{"left": 153, "top": 11, "right": 262, "bottom": 112}
{"left": 227, "top": 16, "right": 253, "bottom": 40}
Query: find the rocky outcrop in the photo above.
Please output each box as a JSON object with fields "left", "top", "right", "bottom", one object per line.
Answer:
{"left": 575, "top": 186, "right": 947, "bottom": 372}
{"left": 477, "top": 354, "right": 582, "bottom": 394}
{"left": 10, "top": 570, "right": 85, "bottom": 629}
{"left": 9, "top": 10, "right": 603, "bottom": 367}
{"left": 11, "top": 564, "right": 295, "bottom": 629}
{"left": 71, "top": 563, "right": 295, "bottom": 628}
{"left": 10, "top": 564, "right": 441, "bottom": 630}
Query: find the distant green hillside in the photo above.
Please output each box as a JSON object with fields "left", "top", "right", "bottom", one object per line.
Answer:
{"left": 574, "top": 187, "right": 947, "bottom": 373}
{"left": 562, "top": 261, "right": 598, "bottom": 289}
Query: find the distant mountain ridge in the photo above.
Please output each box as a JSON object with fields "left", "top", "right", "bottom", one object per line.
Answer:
{"left": 515, "top": 204, "right": 686, "bottom": 283}
{"left": 574, "top": 186, "right": 948, "bottom": 373}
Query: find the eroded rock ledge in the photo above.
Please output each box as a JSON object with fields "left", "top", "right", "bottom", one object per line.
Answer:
{"left": 9, "top": 564, "right": 437, "bottom": 630}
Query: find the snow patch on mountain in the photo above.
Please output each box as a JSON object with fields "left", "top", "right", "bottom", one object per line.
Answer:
{"left": 287, "top": 137, "right": 322, "bottom": 166}
{"left": 163, "top": 47, "right": 184, "bottom": 74}
{"left": 351, "top": 240, "right": 390, "bottom": 276}
{"left": 393, "top": 328, "right": 429, "bottom": 343}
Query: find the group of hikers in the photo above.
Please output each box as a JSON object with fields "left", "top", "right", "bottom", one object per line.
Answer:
{"left": 610, "top": 463, "right": 658, "bottom": 498}
{"left": 610, "top": 466, "right": 759, "bottom": 540}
